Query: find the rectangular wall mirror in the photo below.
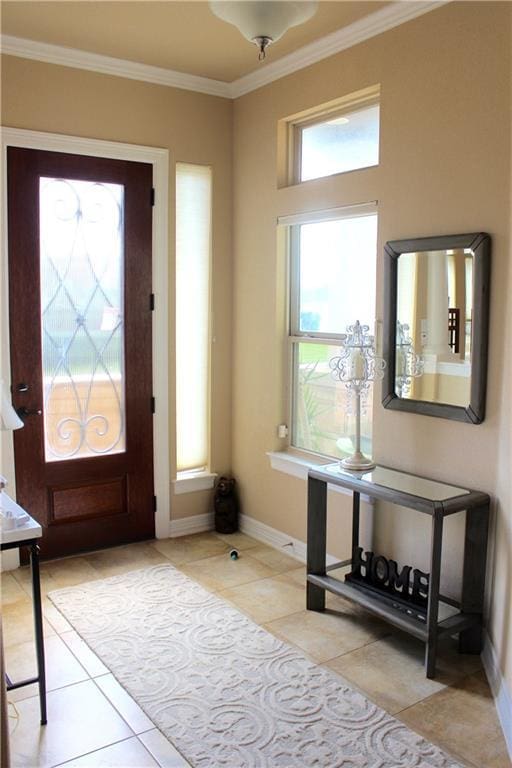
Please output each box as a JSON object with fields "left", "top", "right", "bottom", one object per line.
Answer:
{"left": 382, "top": 233, "right": 491, "bottom": 423}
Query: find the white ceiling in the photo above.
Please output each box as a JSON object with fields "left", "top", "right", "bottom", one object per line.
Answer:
{"left": 0, "top": 1, "right": 446, "bottom": 96}
{"left": 2, "top": 1, "right": 403, "bottom": 81}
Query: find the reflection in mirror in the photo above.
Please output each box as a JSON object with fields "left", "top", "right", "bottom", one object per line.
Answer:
{"left": 395, "top": 320, "right": 423, "bottom": 398}
{"left": 382, "top": 233, "right": 491, "bottom": 423}
{"left": 396, "top": 248, "right": 473, "bottom": 406}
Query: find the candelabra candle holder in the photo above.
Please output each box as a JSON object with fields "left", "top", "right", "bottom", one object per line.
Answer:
{"left": 395, "top": 321, "right": 424, "bottom": 398}
{"left": 329, "top": 320, "right": 385, "bottom": 471}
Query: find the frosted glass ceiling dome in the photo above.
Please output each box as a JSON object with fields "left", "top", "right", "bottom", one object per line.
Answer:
{"left": 209, "top": 1, "right": 319, "bottom": 59}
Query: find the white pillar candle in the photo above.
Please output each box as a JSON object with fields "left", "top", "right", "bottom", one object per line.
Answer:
{"left": 351, "top": 347, "right": 365, "bottom": 380}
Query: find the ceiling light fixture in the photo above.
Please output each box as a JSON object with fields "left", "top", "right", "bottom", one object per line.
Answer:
{"left": 209, "top": 1, "right": 318, "bottom": 61}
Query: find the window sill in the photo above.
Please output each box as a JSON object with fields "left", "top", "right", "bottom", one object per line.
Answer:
{"left": 173, "top": 470, "right": 217, "bottom": 495}
{"left": 267, "top": 450, "right": 373, "bottom": 503}
{"left": 267, "top": 450, "right": 329, "bottom": 479}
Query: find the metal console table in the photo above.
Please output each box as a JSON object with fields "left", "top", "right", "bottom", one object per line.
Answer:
{"left": 1, "top": 493, "right": 47, "bottom": 725}
{"left": 307, "top": 463, "right": 490, "bottom": 678}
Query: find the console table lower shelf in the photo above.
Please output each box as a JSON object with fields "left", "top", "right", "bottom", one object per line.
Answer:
{"left": 307, "top": 573, "right": 481, "bottom": 645}
{"left": 306, "top": 463, "right": 490, "bottom": 679}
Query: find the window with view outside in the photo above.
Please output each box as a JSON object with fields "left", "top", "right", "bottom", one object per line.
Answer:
{"left": 299, "top": 103, "right": 379, "bottom": 182}
{"left": 291, "top": 213, "right": 377, "bottom": 459}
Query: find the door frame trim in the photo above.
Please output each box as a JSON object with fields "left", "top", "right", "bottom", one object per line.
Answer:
{"left": 1, "top": 128, "right": 170, "bottom": 556}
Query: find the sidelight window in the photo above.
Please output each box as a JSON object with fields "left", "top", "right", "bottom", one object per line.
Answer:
{"left": 175, "top": 163, "right": 212, "bottom": 474}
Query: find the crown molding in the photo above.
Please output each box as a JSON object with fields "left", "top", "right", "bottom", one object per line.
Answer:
{"left": 229, "top": 1, "right": 449, "bottom": 97}
{"left": 1, "top": 1, "right": 448, "bottom": 100}
{"left": 0, "top": 34, "right": 232, "bottom": 98}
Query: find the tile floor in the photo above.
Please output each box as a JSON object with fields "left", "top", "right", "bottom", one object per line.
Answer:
{"left": 1, "top": 532, "right": 509, "bottom": 768}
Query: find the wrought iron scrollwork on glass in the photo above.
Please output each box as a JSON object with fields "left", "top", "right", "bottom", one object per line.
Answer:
{"left": 39, "top": 177, "right": 126, "bottom": 461}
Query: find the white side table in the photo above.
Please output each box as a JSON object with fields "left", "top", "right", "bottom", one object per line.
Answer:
{"left": 1, "top": 493, "right": 47, "bottom": 725}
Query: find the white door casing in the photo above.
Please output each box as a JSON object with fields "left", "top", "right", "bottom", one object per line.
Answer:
{"left": 1, "top": 128, "right": 170, "bottom": 566}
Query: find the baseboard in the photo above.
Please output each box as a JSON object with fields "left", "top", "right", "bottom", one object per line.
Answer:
{"left": 481, "top": 631, "right": 512, "bottom": 759}
{"left": 239, "top": 513, "right": 340, "bottom": 567}
{"left": 167, "top": 510, "right": 339, "bottom": 567}
{"left": 169, "top": 511, "right": 214, "bottom": 538}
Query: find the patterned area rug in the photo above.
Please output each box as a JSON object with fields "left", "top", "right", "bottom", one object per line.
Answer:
{"left": 49, "top": 564, "right": 463, "bottom": 768}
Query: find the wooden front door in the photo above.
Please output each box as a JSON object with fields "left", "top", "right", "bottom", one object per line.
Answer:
{"left": 7, "top": 148, "right": 155, "bottom": 559}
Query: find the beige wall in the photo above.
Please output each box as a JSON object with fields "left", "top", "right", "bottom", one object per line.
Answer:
{"left": 1, "top": 0, "right": 511, "bottom": 704}
{"left": 1, "top": 54, "right": 234, "bottom": 519}
{"left": 493, "top": 0, "right": 512, "bottom": 700}
{"left": 232, "top": 1, "right": 512, "bottom": 689}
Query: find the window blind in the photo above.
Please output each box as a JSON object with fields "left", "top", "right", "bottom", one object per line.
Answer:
{"left": 176, "top": 163, "right": 212, "bottom": 472}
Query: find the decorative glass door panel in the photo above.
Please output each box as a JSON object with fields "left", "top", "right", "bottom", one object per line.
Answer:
{"left": 9, "top": 147, "right": 154, "bottom": 560}
{"left": 39, "top": 177, "right": 125, "bottom": 461}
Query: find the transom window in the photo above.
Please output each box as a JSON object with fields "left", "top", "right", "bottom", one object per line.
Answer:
{"left": 298, "top": 102, "right": 379, "bottom": 182}
{"left": 280, "top": 85, "right": 380, "bottom": 187}
{"left": 284, "top": 205, "right": 378, "bottom": 459}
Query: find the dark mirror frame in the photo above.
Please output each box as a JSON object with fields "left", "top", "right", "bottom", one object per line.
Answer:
{"left": 382, "top": 232, "right": 491, "bottom": 424}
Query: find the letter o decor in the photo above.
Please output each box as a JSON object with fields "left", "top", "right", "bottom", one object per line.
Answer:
{"left": 371, "top": 555, "right": 389, "bottom": 584}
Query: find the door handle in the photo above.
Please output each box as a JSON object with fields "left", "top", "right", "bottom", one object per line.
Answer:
{"left": 16, "top": 406, "right": 42, "bottom": 419}
{"left": 16, "top": 383, "right": 30, "bottom": 392}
